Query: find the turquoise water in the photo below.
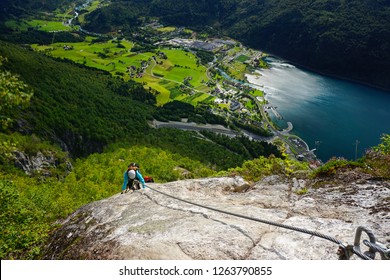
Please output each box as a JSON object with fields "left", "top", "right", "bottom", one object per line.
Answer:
{"left": 246, "top": 57, "right": 390, "bottom": 162}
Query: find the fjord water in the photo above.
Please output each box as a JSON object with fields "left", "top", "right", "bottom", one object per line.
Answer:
{"left": 246, "top": 57, "right": 390, "bottom": 162}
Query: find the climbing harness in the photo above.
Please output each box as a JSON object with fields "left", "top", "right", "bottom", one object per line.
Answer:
{"left": 144, "top": 185, "right": 390, "bottom": 260}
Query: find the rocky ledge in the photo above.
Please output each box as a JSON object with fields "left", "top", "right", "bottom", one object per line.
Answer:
{"left": 43, "top": 175, "right": 389, "bottom": 260}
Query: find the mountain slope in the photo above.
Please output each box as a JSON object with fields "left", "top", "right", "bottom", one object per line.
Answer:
{"left": 222, "top": 0, "right": 390, "bottom": 90}
{"left": 0, "top": 41, "right": 154, "bottom": 156}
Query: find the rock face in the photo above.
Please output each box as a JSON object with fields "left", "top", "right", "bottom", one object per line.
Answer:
{"left": 43, "top": 176, "right": 389, "bottom": 260}
{"left": 13, "top": 150, "right": 72, "bottom": 177}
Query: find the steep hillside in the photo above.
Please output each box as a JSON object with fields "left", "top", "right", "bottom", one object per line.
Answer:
{"left": 222, "top": 0, "right": 390, "bottom": 91}
{"left": 0, "top": 41, "right": 154, "bottom": 157}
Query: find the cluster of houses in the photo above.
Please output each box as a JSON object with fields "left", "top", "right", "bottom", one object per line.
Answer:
{"left": 63, "top": 45, "right": 74, "bottom": 50}
{"left": 127, "top": 52, "right": 168, "bottom": 78}
{"left": 127, "top": 60, "right": 149, "bottom": 78}
{"left": 165, "top": 38, "right": 225, "bottom": 52}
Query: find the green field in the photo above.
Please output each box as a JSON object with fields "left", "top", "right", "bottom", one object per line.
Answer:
{"left": 180, "top": 92, "right": 215, "bottom": 105}
{"left": 24, "top": 0, "right": 211, "bottom": 107}
{"left": 32, "top": 38, "right": 136, "bottom": 72}
{"left": 136, "top": 49, "right": 211, "bottom": 105}
{"left": 32, "top": 37, "right": 212, "bottom": 106}
{"left": 235, "top": 54, "right": 250, "bottom": 63}
{"left": 5, "top": 19, "right": 74, "bottom": 32}
{"left": 157, "top": 26, "right": 176, "bottom": 32}
{"left": 225, "top": 61, "right": 247, "bottom": 80}
{"left": 227, "top": 46, "right": 242, "bottom": 57}
{"left": 250, "top": 89, "right": 264, "bottom": 97}
{"left": 29, "top": 20, "right": 74, "bottom": 32}
{"left": 153, "top": 49, "right": 208, "bottom": 87}
{"left": 88, "top": 0, "right": 104, "bottom": 11}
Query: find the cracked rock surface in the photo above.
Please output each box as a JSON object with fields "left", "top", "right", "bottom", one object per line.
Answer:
{"left": 43, "top": 176, "right": 389, "bottom": 260}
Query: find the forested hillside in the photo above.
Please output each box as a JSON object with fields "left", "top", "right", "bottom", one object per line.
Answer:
{"left": 0, "top": 0, "right": 73, "bottom": 16}
{"left": 78, "top": 0, "right": 390, "bottom": 91}
{"left": 0, "top": 41, "right": 154, "bottom": 157}
{"left": 221, "top": 0, "right": 390, "bottom": 90}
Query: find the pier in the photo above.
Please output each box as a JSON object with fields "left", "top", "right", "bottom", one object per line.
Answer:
{"left": 270, "top": 106, "right": 282, "bottom": 119}
{"left": 265, "top": 105, "right": 283, "bottom": 120}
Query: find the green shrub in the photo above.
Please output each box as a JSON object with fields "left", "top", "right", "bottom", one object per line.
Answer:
{"left": 311, "top": 135, "right": 390, "bottom": 179}
{"left": 295, "top": 187, "right": 308, "bottom": 195}
{"left": 228, "top": 154, "right": 309, "bottom": 182}
{"left": 363, "top": 151, "right": 390, "bottom": 179}
{"left": 373, "top": 134, "right": 390, "bottom": 155}
{"left": 311, "top": 158, "right": 362, "bottom": 178}
{"left": 0, "top": 179, "right": 50, "bottom": 259}
{"left": 0, "top": 56, "right": 33, "bottom": 130}
{"left": 362, "top": 134, "right": 390, "bottom": 179}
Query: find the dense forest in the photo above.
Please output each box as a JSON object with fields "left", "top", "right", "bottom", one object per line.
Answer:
{"left": 77, "top": 0, "right": 390, "bottom": 91}
{"left": 0, "top": 0, "right": 74, "bottom": 15}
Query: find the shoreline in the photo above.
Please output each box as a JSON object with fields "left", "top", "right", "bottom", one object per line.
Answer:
{"left": 262, "top": 53, "right": 390, "bottom": 93}
{"left": 244, "top": 71, "right": 317, "bottom": 162}
{"left": 244, "top": 53, "right": 390, "bottom": 162}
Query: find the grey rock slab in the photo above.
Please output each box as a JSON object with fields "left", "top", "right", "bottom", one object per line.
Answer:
{"left": 43, "top": 176, "right": 389, "bottom": 260}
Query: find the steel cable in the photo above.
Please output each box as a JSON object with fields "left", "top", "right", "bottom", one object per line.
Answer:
{"left": 145, "top": 185, "right": 344, "bottom": 246}
{"left": 352, "top": 247, "right": 373, "bottom": 260}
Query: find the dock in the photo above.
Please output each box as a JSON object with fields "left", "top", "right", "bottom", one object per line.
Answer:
{"left": 269, "top": 106, "right": 283, "bottom": 120}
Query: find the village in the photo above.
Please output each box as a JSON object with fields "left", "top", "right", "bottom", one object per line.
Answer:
{"left": 128, "top": 23, "right": 317, "bottom": 162}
